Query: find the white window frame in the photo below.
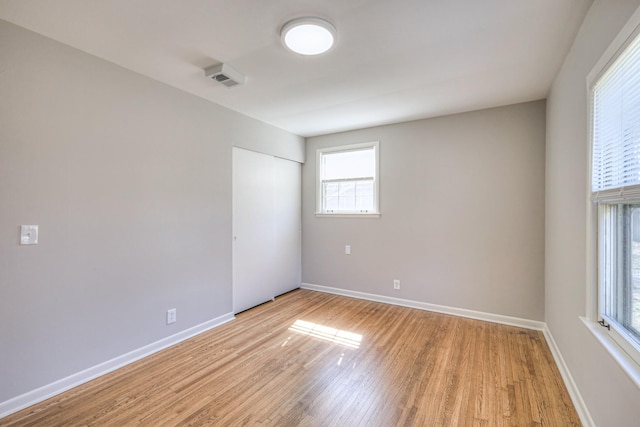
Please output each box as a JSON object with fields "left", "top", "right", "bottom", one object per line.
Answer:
{"left": 315, "top": 141, "right": 380, "bottom": 218}
{"left": 585, "top": 5, "right": 640, "bottom": 388}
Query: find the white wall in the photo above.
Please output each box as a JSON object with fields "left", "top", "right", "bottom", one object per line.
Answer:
{"left": 10, "top": 2, "right": 640, "bottom": 422}
{"left": 303, "top": 101, "right": 546, "bottom": 321}
{"left": 546, "top": 1, "right": 640, "bottom": 425}
{"left": 0, "top": 20, "right": 303, "bottom": 404}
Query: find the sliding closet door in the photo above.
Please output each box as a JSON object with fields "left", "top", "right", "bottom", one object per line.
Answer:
{"left": 232, "top": 148, "right": 300, "bottom": 314}
{"left": 233, "top": 148, "right": 275, "bottom": 313}
{"left": 272, "top": 156, "right": 301, "bottom": 296}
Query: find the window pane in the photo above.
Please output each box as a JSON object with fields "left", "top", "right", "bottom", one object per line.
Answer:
{"left": 322, "top": 148, "right": 375, "bottom": 180}
{"left": 321, "top": 179, "right": 375, "bottom": 213}
{"left": 356, "top": 195, "right": 374, "bottom": 211}
{"left": 339, "top": 194, "right": 356, "bottom": 211}
{"left": 356, "top": 181, "right": 374, "bottom": 196}
{"left": 602, "top": 204, "right": 640, "bottom": 343}
{"left": 338, "top": 182, "right": 354, "bottom": 197}
{"left": 324, "top": 196, "right": 339, "bottom": 211}
{"left": 324, "top": 183, "right": 339, "bottom": 197}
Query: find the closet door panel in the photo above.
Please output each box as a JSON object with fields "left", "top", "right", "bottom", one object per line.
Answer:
{"left": 272, "top": 156, "right": 301, "bottom": 297}
{"left": 232, "top": 148, "right": 276, "bottom": 313}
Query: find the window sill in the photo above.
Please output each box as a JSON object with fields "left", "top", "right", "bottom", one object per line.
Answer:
{"left": 580, "top": 316, "right": 640, "bottom": 389}
{"left": 315, "top": 213, "right": 381, "bottom": 219}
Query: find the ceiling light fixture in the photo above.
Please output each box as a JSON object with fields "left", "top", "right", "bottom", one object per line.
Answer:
{"left": 281, "top": 17, "right": 336, "bottom": 56}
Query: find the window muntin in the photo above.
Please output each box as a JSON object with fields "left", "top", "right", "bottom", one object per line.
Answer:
{"left": 591, "top": 28, "right": 640, "bottom": 366}
{"left": 317, "top": 142, "right": 379, "bottom": 215}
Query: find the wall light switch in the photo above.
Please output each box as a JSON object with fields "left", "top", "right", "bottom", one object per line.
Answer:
{"left": 20, "top": 225, "right": 38, "bottom": 245}
{"left": 167, "top": 308, "right": 177, "bottom": 324}
{"left": 345, "top": 245, "right": 351, "bottom": 255}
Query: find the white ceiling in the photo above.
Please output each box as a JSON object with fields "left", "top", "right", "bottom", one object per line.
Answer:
{"left": 0, "top": 0, "right": 592, "bottom": 137}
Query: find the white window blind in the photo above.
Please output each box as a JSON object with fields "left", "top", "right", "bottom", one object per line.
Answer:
{"left": 322, "top": 148, "right": 375, "bottom": 181}
{"left": 592, "top": 33, "right": 640, "bottom": 202}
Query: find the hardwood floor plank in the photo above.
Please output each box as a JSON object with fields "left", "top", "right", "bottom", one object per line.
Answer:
{"left": 1, "top": 290, "right": 581, "bottom": 426}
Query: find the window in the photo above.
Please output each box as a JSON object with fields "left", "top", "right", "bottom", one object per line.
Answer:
{"left": 591, "top": 25, "right": 640, "bottom": 366}
{"left": 316, "top": 142, "right": 379, "bottom": 216}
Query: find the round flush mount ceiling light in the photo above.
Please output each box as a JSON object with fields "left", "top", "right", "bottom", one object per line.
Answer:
{"left": 281, "top": 17, "right": 336, "bottom": 55}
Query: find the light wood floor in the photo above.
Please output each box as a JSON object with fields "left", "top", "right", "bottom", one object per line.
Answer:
{"left": 2, "top": 289, "right": 581, "bottom": 426}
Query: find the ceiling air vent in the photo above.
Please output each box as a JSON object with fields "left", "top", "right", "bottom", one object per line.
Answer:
{"left": 204, "top": 63, "right": 245, "bottom": 88}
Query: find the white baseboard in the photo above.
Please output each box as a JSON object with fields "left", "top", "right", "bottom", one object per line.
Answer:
{"left": 301, "top": 282, "right": 594, "bottom": 427}
{"left": 300, "top": 283, "right": 546, "bottom": 330}
{"left": 542, "top": 324, "right": 595, "bottom": 427}
{"left": 0, "top": 312, "right": 235, "bottom": 419}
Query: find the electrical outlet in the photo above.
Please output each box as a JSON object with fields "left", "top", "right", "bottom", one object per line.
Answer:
{"left": 167, "top": 308, "right": 177, "bottom": 324}
{"left": 393, "top": 280, "right": 400, "bottom": 290}
{"left": 20, "top": 225, "right": 39, "bottom": 245}
{"left": 345, "top": 245, "right": 351, "bottom": 255}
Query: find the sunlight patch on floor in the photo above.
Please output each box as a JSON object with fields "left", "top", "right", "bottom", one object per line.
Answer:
{"left": 289, "top": 319, "right": 362, "bottom": 349}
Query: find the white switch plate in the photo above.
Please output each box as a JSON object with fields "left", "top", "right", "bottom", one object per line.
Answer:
{"left": 167, "top": 308, "right": 177, "bottom": 324}
{"left": 345, "top": 245, "right": 351, "bottom": 255}
{"left": 20, "top": 225, "right": 38, "bottom": 245}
